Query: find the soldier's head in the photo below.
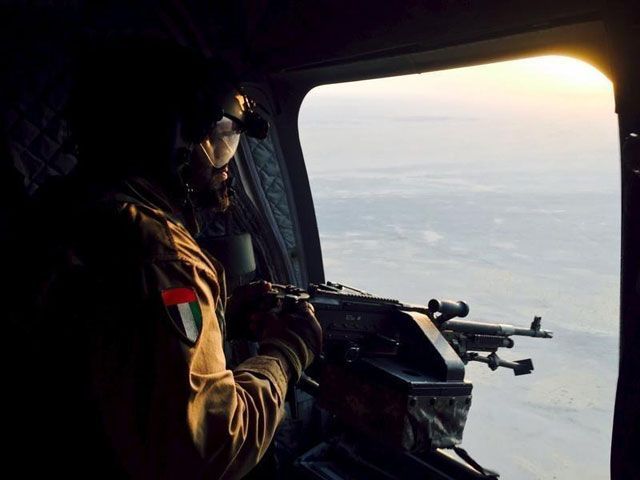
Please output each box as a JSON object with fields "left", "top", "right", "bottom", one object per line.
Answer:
{"left": 179, "top": 83, "right": 268, "bottom": 214}
{"left": 69, "top": 38, "right": 268, "bottom": 209}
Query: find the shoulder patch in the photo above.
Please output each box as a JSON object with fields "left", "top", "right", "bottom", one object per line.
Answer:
{"left": 161, "top": 287, "right": 203, "bottom": 345}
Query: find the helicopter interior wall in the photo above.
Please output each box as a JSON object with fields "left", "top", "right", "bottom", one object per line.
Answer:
{"left": 0, "top": 23, "right": 77, "bottom": 196}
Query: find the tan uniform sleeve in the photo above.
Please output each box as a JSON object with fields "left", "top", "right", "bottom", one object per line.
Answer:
{"left": 153, "top": 258, "right": 291, "bottom": 479}
{"left": 94, "top": 255, "right": 291, "bottom": 479}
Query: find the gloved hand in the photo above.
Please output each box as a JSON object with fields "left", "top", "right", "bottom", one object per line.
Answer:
{"left": 258, "top": 300, "right": 322, "bottom": 381}
{"left": 225, "top": 280, "right": 273, "bottom": 340}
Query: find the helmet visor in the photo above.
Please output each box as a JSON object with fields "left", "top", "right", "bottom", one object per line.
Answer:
{"left": 199, "top": 116, "right": 241, "bottom": 168}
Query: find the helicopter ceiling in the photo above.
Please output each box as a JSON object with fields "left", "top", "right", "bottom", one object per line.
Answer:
{"left": 1, "top": 1, "right": 607, "bottom": 77}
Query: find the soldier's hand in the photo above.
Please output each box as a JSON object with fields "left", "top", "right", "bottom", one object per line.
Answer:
{"left": 286, "top": 301, "right": 322, "bottom": 358}
{"left": 225, "top": 280, "right": 272, "bottom": 340}
{"left": 259, "top": 300, "right": 322, "bottom": 379}
{"left": 261, "top": 300, "right": 322, "bottom": 356}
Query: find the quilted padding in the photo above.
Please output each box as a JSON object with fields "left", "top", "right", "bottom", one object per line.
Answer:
{"left": 2, "top": 36, "right": 77, "bottom": 195}
{"left": 247, "top": 135, "right": 302, "bottom": 280}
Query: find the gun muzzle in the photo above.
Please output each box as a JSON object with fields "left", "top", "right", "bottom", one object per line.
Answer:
{"left": 441, "top": 319, "right": 553, "bottom": 338}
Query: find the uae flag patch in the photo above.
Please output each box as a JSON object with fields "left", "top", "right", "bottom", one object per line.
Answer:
{"left": 161, "top": 287, "right": 203, "bottom": 345}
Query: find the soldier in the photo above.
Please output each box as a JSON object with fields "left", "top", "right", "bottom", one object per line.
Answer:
{"left": 28, "top": 39, "right": 321, "bottom": 479}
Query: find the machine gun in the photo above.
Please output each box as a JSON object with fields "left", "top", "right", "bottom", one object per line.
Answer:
{"left": 268, "top": 281, "right": 552, "bottom": 375}
{"left": 264, "top": 281, "right": 552, "bottom": 458}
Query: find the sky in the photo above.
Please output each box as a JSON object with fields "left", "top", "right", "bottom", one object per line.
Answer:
{"left": 299, "top": 55, "right": 617, "bottom": 176}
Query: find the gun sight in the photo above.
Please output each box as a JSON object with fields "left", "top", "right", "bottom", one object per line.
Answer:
{"left": 428, "top": 299, "right": 469, "bottom": 320}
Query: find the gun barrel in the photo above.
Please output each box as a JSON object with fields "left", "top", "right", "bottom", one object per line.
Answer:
{"left": 441, "top": 319, "right": 553, "bottom": 338}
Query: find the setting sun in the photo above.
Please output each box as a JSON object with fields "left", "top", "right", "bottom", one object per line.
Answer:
{"left": 513, "top": 55, "right": 611, "bottom": 88}
{"left": 477, "top": 55, "right": 613, "bottom": 101}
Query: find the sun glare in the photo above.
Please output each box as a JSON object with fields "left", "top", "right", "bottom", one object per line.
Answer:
{"left": 508, "top": 55, "right": 612, "bottom": 89}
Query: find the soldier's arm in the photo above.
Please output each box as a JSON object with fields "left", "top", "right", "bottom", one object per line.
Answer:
{"left": 143, "top": 258, "right": 301, "bottom": 479}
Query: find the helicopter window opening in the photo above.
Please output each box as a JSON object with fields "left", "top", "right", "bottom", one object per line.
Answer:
{"left": 299, "top": 55, "right": 618, "bottom": 480}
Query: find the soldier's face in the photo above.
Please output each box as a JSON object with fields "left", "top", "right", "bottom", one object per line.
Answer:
{"left": 179, "top": 97, "right": 244, "bottom": 213}
{"left": 198, "top": 116, "right": 242, "bottom": 169}
{"left": 186, "top": 139, "right": 232, "bottom": 212}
